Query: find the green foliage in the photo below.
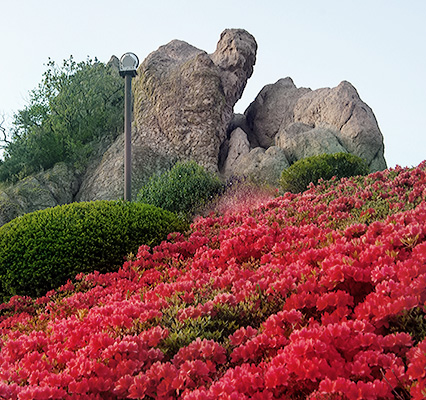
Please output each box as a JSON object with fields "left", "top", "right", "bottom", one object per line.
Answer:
{"left": 162, "top": 292, "right": 286, "bottom": 358}
{"left": 0, "top": 56, "right": 124, "bottom": 182}
{"left": 0, "top": 201, "right": 187, "bottom": 301}
{"left": 137, "top": 161, "right": 223, "bottom": 216}
{"left": 279, "top": 152, "right": 369, "bottom": 193}
{"left": 389, "top": 306, "right": 426, "bottom": 345}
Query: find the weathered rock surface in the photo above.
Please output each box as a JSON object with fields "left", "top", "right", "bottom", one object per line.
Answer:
{"left": 0, "top": 29, "right": 389, "bottom": 226}
{"left": 76, "top": 133, "right": 176, "bottom": 201}
{"left": 276, "top": 123, "right": 347, "bottom": 164}
{"left": 222, "top": 127, "right": 250, "bottom": 176}
{"left": 233, "top": 146, "right": 290, "bottom": 184}
{"left": 244, "top": 77, "right": 311, "bottom": 148}
{"left": 0, "top": 163, "right": 79, "bottom": 226}
{"left": 241, "top": 78, "right": 386, "bottom": 171}
{"left": 293, "top": 81, "right": 386, "bottom": 169}
{"left": 227, "top": 113, "right": 259, "bottom": 148}
{"left": 78, "top": 29, "right": 257, "bottom": 201}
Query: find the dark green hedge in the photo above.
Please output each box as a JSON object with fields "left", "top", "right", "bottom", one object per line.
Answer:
{"left": 280, "top": 152, "right": 369, "bottom": 193}
{"left": 0, "top": 201, "right": 187, "bottom": 300}
{"left": 137, "top": 161, "right": 223, "bottom": 216}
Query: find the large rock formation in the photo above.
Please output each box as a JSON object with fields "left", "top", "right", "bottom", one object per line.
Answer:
{"left": 77, "top": 29, "right": 257, "bottom": 201}
{"left": 292, "top": 80, "right": 386, "bottom": 171}
{"left": 0, "top": 29, "right": 388, "bottom": 227}
{"left": 245, "top": 78, "right": 311, "bottom": 148}
{"left": 228, "top": 78, "right": 387, "bottom": 176}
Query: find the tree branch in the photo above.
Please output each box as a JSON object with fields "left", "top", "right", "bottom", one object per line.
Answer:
{"left": 0, "top": 114, "right": 12, "bottom": 150}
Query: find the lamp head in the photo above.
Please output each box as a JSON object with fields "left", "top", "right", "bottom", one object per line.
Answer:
{"left": 119, "top": 52, "right": 139, "bottom": 77}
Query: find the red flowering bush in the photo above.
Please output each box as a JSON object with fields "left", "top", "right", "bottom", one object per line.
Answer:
{"left": 1, "top": 161, "right": 426, "bottom": 399}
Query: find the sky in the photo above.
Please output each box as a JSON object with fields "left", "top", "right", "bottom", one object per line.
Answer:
{"left": 1, "top": 0, "right": 425, "bottom": 169}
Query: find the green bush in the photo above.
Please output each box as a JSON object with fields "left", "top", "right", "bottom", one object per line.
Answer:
{"left": 0, "top": 201, "right": 187, "bottom": 301}
{"left": 280, "top": 152, "right": 369, "bottom": 193}
{"left": 137, "top": 161, "right": 223, "bottom": 216}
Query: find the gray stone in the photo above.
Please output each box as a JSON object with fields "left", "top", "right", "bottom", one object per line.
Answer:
{"left": 0, "top": 162, "right": 79, "bottom": 227}
{"left": 227, "top": 113, "right": 259, "bottom": 148}
{"left": 107, "top": 55, "right": 120, "bottom": 72}
{"left": 232, "top": 146, "right": 290, "bottom": 185}
{"left": 293, "top": 81, "right": 386, "bottom": 170}
{"left": 276, "top": 123, "right": 347, "bottom": 164}
{"left": 244, "top": 77, "right": 311, "bottom": 148}
{"left": 1, "top": 31, "right": 390, "bottom": 217}
{"left": 37, "top": 162, "right": 79, "bottom": 205}
{"left": 76, "top": 134, "right": 176, "bottom": 201}
{"left": 222, "top": 127, "right": 250, "bottom": 177}
{"left": 0, "top": 190, "right": 22, "bottom": 227}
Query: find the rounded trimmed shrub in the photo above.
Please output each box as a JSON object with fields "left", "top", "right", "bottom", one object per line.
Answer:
{"left": 0, "top": 201, "right": 187, "bottom": 300}
{"left": 280, "top": 152, "right": 369, "bottom": 193}
{"left": 137, "top": 161, "right": 223, "bottom": 216}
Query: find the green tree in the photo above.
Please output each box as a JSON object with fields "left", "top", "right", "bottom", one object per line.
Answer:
{"left": 0, "top": 56, "right": 124, "bottom": 182}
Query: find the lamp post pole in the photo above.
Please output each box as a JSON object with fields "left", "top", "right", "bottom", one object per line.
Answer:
{"left": 124, "top": 73, "right": 132, "bottom": 202}
{"left": 119, "top": 52, "right": 139, "bottom": 202}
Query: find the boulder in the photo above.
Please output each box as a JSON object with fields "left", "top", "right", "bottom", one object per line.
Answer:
{"left": 276, "top": 123, "right": 347, "bottom": 164}
{"left": 78, "top": 29, "right": 257, "bottom": 200}
{"left": 293, "top": 81, "right": 386, "bottom": 169}
{"left": 244, "top": 77, "right": 311, "bottom": 148}
{"left": 232, "top": 146, "right": 290, "bottom": 185}
{"left": 227, "top": 113, "right": 259, "bottom": 148}
{"left": 222, "top": 127, "right": 250, "bottom": 177}
{"left": 0, "top": 191, "right": 21, "bottom": 227}
{"left": 244, "top": 78, "right": 387, "bottom": 171}
{"left": 1, "top": 30, "right": 389, "bottom": 216}
{"left": 76, "top": 134, "right": 176, "bottom": 201}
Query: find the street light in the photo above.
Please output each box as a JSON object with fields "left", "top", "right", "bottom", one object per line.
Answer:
{"left": 119, "top": 52, "right": 139, "bottom": 201}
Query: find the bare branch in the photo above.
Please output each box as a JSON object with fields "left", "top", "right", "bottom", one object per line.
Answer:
{"left": 0, "top": 114, "right": 12, "bottom": 150}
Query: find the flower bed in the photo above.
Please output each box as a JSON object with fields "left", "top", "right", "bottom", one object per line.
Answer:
{"left": 0, "top": 162, "right": 426, "bottom": 399}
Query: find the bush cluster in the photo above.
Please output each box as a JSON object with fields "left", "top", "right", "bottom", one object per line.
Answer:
{"left": 0, "top": 201, "right": 187, "bottom": 300}
{"left": 279, "top": 152, "right": 369, "bottom": 193}
{"left": 137, "top": 161, "right": 223, "bottom": 216}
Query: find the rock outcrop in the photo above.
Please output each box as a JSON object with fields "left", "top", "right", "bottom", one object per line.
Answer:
{"left": 0, "top": 163, "right": 79, "bottom": 226}
{"left": 276, "top": 123, "right": 347, "bottom": 164}
{"left": 245, "top": 78, "right": 311, "bottom": 148}
{"left": 77, "top": 29, "right": 257, "bottom": 201}
{"left": 292, "top": 81, "right": 386, "bottom": 170}
{"left": 232, "top": 146, "right": 290, "bottom": 184}
{"left": 225, "top": 77, "right": 387, "bottom": 177}
{"left": 0, "top": 29, "right": 388, "bottom": 227}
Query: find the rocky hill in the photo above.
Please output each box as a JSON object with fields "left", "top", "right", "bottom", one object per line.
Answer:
{"left": 0, "top": 28, "right": 386, "bottom": 226}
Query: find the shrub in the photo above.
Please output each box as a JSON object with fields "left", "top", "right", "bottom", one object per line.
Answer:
{"left": 0, "top": 201, "right": 187, "bottom": 300}
{"left": 279, "top": 152, "right": 369, "bottom": 193}
{"left": 137, "top": 161, "right": 223, "bottom": 216}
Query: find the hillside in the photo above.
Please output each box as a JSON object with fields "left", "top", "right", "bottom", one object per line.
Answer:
{"left": 0, "top": 162, "right": 426, "bottom": 399}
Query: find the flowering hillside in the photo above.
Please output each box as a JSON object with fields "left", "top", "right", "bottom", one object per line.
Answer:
{"left": 1, "top": 162, "right": 426, "bottom": 399}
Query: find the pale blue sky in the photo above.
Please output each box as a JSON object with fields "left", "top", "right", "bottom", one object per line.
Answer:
{"left": 1, "top": 0, "right": 425, "bottom": 168}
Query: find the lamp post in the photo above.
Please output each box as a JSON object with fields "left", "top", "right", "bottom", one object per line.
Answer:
{"left": 119, "top": 52, "right": 139, "bottom": 201}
